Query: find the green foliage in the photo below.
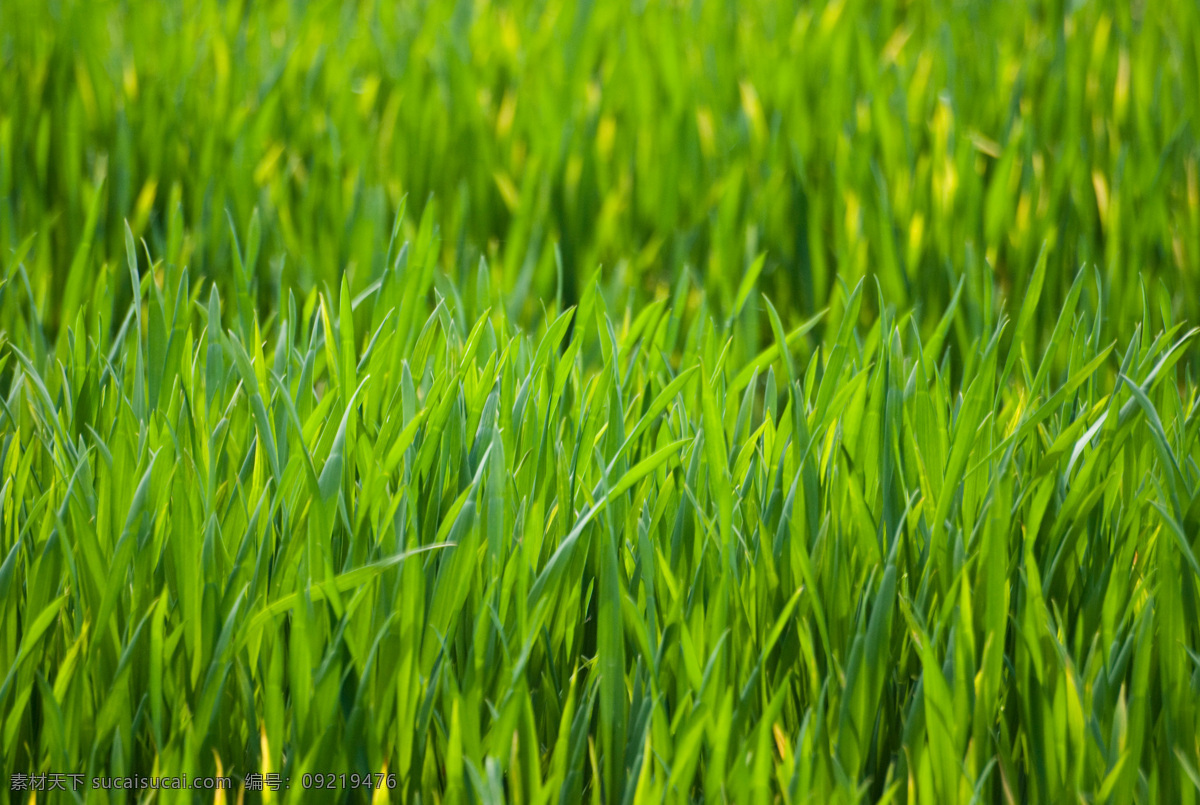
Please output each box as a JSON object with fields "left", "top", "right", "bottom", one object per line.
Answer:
{"left": 2, "top": 0, "right": 1200, "bottom": 334}
{"left": 3, "top": 0, "right": 1200, "bottom": 803}
{"left": 2, "top": 213, "right": 1200, "bottom": 801}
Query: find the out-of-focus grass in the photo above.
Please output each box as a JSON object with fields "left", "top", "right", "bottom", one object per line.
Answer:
{"left": 2, "top": 0, "right": 1198, "bottom": 338}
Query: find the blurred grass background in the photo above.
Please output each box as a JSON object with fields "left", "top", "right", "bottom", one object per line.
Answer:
{"left": 2, "top": 0, "right": 1198, "bottom": 342}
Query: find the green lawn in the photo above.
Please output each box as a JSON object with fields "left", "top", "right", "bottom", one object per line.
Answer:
{"left": 2, "top": 0, "right": 1200, "bottom": 802}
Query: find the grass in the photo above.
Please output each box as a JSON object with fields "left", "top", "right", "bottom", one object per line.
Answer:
{"left": 2, "top": 0, "right": 1199, "bottom": 334}
{"left": 2, "top": 0, "right": 1200, "bottom": 803}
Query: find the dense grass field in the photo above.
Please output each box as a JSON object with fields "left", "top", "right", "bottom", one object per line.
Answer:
{"left": 2, "top": 0, "right": 1200, "bottom": 802}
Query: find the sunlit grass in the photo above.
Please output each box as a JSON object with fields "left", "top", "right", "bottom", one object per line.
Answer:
{"left": 2, "top": 0, "right": 1200, "bottom": 803}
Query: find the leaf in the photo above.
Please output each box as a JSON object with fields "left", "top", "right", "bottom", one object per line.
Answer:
{"left": 732, "top": 252, "right": 767, "bottom": 318}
